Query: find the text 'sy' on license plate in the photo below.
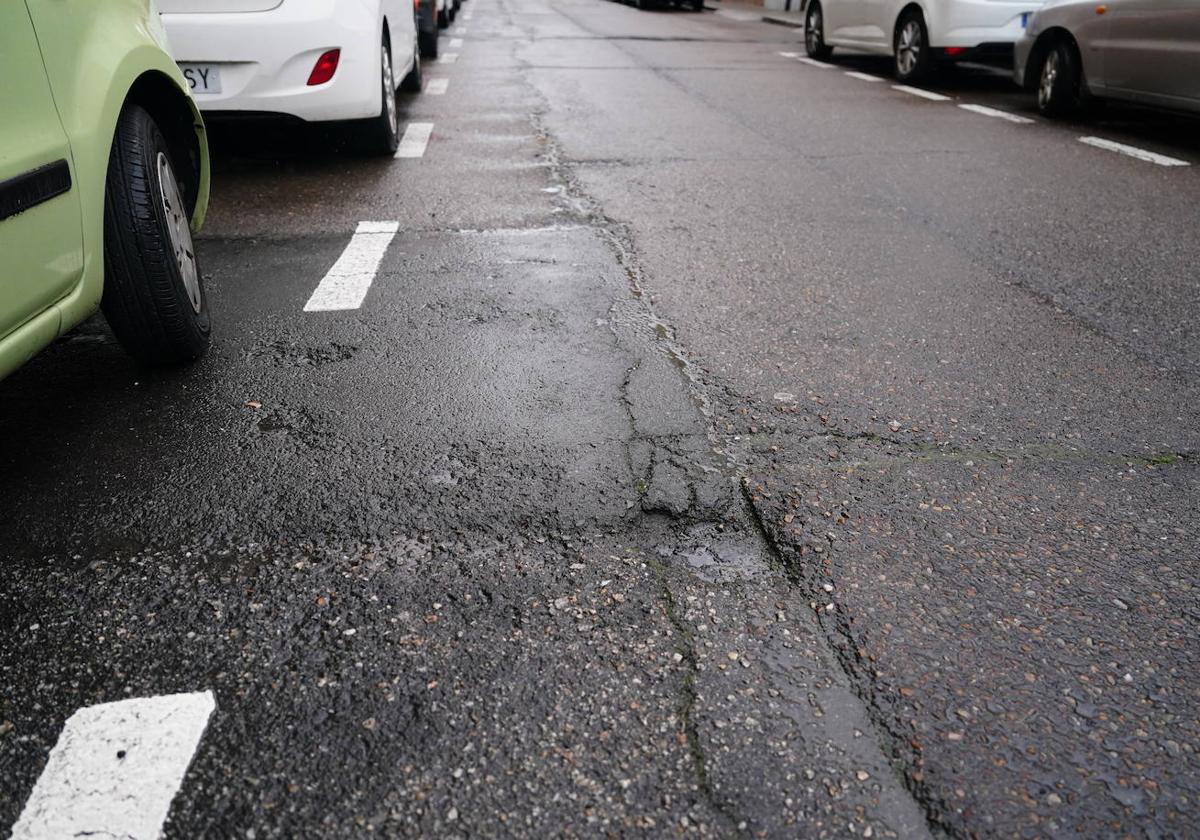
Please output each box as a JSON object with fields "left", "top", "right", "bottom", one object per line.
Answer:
{"left": 179, "top": 64, "right": 222, "bottom": 94}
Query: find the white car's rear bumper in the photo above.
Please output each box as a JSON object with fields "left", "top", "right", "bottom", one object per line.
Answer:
{"left": 162, "top": 1, "right": 382, "bottom": 122}
{"left": 929, "top": 0, "right": 1041, "bottom": 48}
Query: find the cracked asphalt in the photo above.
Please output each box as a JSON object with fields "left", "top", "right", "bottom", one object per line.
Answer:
{"left": 2, "top": 0, "right": 1198, "bottom": 837}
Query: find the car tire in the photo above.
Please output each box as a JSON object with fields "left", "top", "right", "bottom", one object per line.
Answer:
{"left": 101, "top": 103, "right": 210, "bottom": 367}
{"left": 1036, "top": 39, "right": 1083, "bottom": 118}
{"left": 894, "top": 10, "right": 933, "bottom": 83}
{"left": 419, "top": 24, "right": 439, "bottom": 59}
{"left": 365, "top": 38, "right": 401, "bottom": 155}
{"left": 401, "top": 38, "right": 423, "bottom": 93}
{"left": 805, "top": 1, "right": 833, "bottom": 60}
{"left": 690, "top": 0, "right": 703, "bottom": 10}
{"left": 438, "top": 7, "right": 449, "bottom": 27}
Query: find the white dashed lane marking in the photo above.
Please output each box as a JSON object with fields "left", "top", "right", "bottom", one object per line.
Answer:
{"left": 844, "top": 70, "right": 883, "bottom": 82}
{"left": 11, "top": 692, "right": 216, "bottom": 840}
{"left": 304, "top": 221, "right": 400, "bottom": 312}
{"left": 396, "top": 122, "right": 435, "bottom": 159}
{"left": 797, "top": 57, "right": 834, "bottom": 68}
{"left": 439, "top": 53, "right": 459, "bottom": 64}
{"left": 426, "top": 77, "right": 450, "bottom": 95}
{"left": 777, "top": 51, "right": 800, "bottom": 58}
{"left": 1078, "top": 136, "right": 1190, "bottom": 167}
{"left": 892, "top": 84, "right": 952, "bottom": 101}
{"left": 958, "top": 103, "right": 1034, "bottom": 124}
{"left": 449, "top": 37, "right": 463, "bottom": 47}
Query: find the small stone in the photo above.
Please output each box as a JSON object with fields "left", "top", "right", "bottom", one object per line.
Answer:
{"left": 856, "top": 771, "right": 870, "bottom": 781}
{"left": 553, "top": 596, "right": 570, "bottom": 611}
{"left": 362, "top": 718, "right": 377, "bottom": 731}
{"left": 888, "top": 420, "right": 902, "bottom": 432}
{"left": 728, "top": 651, "right": 740, "bottom": 661}
{"left": 1047, "top": 793, "right": 1062, "bottom": 806}
{"left": 1113, "top": 598, "right": 1130, "bottom": 610}
{"left": 447, "top": 807, "right": 459, "bottom": 822}
{"left": 672, "top": 653, "right": 684, "bottom": 663}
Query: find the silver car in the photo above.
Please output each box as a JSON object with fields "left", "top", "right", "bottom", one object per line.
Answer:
{"left": 1015, "top": 0, "right": 1200, "bottom": 117}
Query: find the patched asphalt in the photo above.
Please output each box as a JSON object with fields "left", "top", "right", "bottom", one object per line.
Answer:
{"left": 2, "top": 0, "right": 1199, "bottom": 837}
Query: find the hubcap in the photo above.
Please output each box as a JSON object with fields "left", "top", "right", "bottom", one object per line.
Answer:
{"left": 897, "top": 20, "right": 921, "bottom": 75}
{"left": 382, "top": 46, "right": 398, "bottom": 136}
{"left": 156, "top": 152, "right": 201, "bottom": 315}
{"left": 1039, "top": 51, "right": 1059, "bottom": 109}
{"left": 807, "top": 8, "right": 822, "bottom": 52}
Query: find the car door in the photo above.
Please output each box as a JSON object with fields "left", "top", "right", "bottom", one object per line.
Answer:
{"left": 0, "top": 1, "right": 84, "bottom": 341}
{"left": 1099, "top": 0, "right": 1200, "bottom": 107}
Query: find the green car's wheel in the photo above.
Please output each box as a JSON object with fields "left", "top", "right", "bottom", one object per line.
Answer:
{"left": 102, "top": 103, "right": 210, "bottom": 366}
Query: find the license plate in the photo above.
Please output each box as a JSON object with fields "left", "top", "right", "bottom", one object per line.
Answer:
{"left": 179, "top": 64, "right": 222, "bottom": 94}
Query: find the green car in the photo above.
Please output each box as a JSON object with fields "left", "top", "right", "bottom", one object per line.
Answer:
{"left": 1, "top": 0, "right": 212, "bottom": 382}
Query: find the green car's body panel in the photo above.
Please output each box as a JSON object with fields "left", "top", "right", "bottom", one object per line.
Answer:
{"left": 0, "top": 0, "right": 210, "bottom": 381}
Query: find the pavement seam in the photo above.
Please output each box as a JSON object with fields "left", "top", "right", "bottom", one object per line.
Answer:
{"left": 737, "top": 478, "right": 960, "bottom": 838}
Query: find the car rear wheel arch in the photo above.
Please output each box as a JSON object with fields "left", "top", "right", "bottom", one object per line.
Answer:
{"left": 893, "top": 3, "right": 926, "bottom": 43}
{"left": 123, "top": 71, "right": 204, "bottom": 221}
{"left": 1027, "top": 28, "right": 1079, "bottom": 91}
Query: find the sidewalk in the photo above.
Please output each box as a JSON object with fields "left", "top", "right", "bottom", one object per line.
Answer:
{"left": 703, "top": 0, "right": 805, "bottom": 28}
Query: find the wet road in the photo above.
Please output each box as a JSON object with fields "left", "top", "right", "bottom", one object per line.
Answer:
{"left": 2, "top": 0, "right": 1198, "bottom": 837}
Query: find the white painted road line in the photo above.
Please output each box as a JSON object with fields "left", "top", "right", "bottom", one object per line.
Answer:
{"left": 1078, "top": 136, "right": 1190, "bottom": 167}
{"left": 777, "top": 51, "right": 800, "bottom": 58}
{"left": 426, "top": 77, "right": 450, "bottom": 95}
{"left": 453, "top": 26, "right": 468, "bottom": 34}
{"left": 11, "top": 692, "right": 215, "bottom": 840}
{"left": 844, "top": 70, "right": 883, "bottom": 82}
{"left": 797, "top": 57, "right": 834, "bottom": 68}
{"left": 439, "top": 52, "right": 459, "bottom": 64}
{"left": 304, "top": 221, "right": 400, "bottom": 312}
{"left": 449, "top": 37, "right": 463, "bottom": 48}
{"left": 893, "top": 84, "right": 952, "bottom": 101}
{"left": 958, "top": 103, "right": 1034, "bottom": 124}
{"left": 396, "top": 122, "right": 435, "bottom": 159}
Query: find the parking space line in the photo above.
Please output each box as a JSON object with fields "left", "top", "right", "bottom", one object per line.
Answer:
{"left": 11, "top": 692, "right": 215, "bottom": 840}
{"left": 844, "top": 70, "right": 883, "bottom": 82}
{"left": 303, "top": 221, "right": 400, "bottom": 312}
{"left": 1078, "top": 136, "right": 1190, "bottom": 167}
{"left": 958, "top": 103, "right": 1033, "bottom": 124}
{"left": 454, "top": 26, "right": 468, "bottom": 34}
{"left": 892, "top": 85, "right": 952, "bottom": 101}
{"left": 439, "top": 53, "right": 459, "bottom": 64}
{"left": 426, "top": 78, "right": 450, "bottom": 95}
{"left": 777, "top": 51, "right": 800, "bottom": 58}
{"left": 449, "top": 37, "right": 463, "bottom": 48}
{"left": 797, "top": 57, "right": 834, "bottom": 68}
{"left": 396, "top": 122, "right": 435, "bottom": 159}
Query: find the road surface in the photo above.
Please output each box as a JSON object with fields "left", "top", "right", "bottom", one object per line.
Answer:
{"left": 2, "top": 0, "right": 1197, "bottom": 836}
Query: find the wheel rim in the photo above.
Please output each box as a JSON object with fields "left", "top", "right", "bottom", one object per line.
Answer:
{"left": 156, "top": 152, "right": 201, "bottom": 315}
{"left": 897, "top": 20, "right": 921, "bottom": 75}
{"left": 807, "top": 8, "right": 822, "bottom": 53}
{"left": 382, "top": 46, "right": 398, "bottom": 136}
{"left": 1039, "top": 50, "right": 1059, "bottom": 109}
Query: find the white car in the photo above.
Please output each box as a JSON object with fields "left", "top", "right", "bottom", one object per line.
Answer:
{"left": 160, "top": 0, "right": 422, "bottom": 154}
{"left": 803, "top": 0, "right": 1046, "bottom": 82}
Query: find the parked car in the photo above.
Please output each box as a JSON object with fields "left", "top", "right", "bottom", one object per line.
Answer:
{"left": 1016, "top": 0, "right": 1200, "bottom": 117}
{"left": 159, "top": 0, "right": 423, "bottom": 155}
{"left": 1, "top": 0, "right": 211, "bottom": 382}
{"left": 804, "top": 0, "right": 1047, "bottom": 82}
